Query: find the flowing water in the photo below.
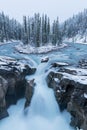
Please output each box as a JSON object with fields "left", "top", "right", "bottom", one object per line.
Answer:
{"left": 0, "top": 42, "right": 87, "bottom": 130}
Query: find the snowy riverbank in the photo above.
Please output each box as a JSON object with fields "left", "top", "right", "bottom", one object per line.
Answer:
{"left": 15, "top": 43, "right": 67, "bottom": 54}
{"left": 63, "top": 34, "right": 87, "bottom": 44}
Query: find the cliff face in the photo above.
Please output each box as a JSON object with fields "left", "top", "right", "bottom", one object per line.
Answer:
{"left": 0, "top": 56, "right": 36, "bottom": 119}
{"left": 47, "top": 61, "right": 87, "bottom": 130}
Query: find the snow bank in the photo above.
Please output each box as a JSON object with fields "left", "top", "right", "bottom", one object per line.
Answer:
{"left": 65, "top": 67, "right": 87, "bottom": 76}
{"left": 15, "top": 43, "right": 67, "bottom": 54}
{"left": 62, "top": 72, "right": 87, "bottom": 85}
{"left": 0, "top": 56, "right": 33, "bottom": 72}
{"left": 58, "top": 66, "right": 87, "bottom": 85}
{"left": 63, "top": 34, "right": 87, "bottom": 44}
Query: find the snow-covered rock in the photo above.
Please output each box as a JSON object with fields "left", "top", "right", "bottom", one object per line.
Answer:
{"left": 47, "top": 62, "right": 87, "bottom": 130}
{"left": 84, "top": 93, "right": 87, "bottom": 99}
{"left": 0, "top": 56, "right": 36, "bottom": 73}
{"left": 41, "top": 56, "right": 49, "bottom": 63}
{"left": 51, "top": 62, "right": 69, "bottom": 68}
{"left": 0, "top": 56, "right": 36, "bottom": 120}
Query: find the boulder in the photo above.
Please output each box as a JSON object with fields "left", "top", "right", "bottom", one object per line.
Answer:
{"left": 41, "top": 56, "right": 49, "bottom": 63}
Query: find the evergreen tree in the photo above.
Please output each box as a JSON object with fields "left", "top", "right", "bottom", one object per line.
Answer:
{"left": 0, "top": 11, "right": 63, "bottom": 46}
{"left": 23, "top": 16, "right": 28, "bottom": 44}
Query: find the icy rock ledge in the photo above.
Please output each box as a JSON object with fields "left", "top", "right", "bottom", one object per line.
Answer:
{"left": 0, "top": 56, "right": 36, "bottom": 120}
{"left": 47, "top": 62, "right": 87, "bottom": 130}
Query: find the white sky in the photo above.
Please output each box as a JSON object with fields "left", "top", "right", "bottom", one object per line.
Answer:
{"left": 0, "top": 0, "right": 87, "bottom": 23}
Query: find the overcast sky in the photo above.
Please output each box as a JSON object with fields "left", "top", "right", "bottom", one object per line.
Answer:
{"left": 0, "top": 0, "right": 87, "bottom": 23}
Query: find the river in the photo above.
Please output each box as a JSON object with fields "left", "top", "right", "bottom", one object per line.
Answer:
{"left": 0, "top": 42, "right": 87, "bottom": 130}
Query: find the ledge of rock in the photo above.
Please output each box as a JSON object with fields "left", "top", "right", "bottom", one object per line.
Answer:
{"left": 51, "top": 62, "right": 69, "bottom": 68}
{"left": 47, "top": 62, "right": 87, "bottom": 130}
{"left": 24, "top": 79, "right": 35, "bottom": 109}
{"left": 0, "top": 56, "right": 36, "bottom": 119}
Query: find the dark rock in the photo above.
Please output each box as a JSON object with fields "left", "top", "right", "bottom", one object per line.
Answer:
{"left": 47, "top": 64, "right": 87, "bottom": 130}
{"left": 41, "top": 56, "right": 49, "bottom": 63}
{"left": 24, "top": 65, "right": 36, "bottom": 75}
{"left": 0, "top": 108, "right": 9, "bottom": 120}
{"left": 24, "top": 79, "right": 35, "bottom": 108}
{"left": 79, "top": 59, "right": 87, "bottom": 69}
{"left": 0, "top": 56, "right": 36, "bottom": 120}
{"left": 0, "top": 76, "right": 9, "bottom": 119}
{"left": 51, "top": 62, "right": 69, "bottom": 68}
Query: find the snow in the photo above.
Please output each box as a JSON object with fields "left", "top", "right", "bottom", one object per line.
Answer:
{"left": 76, "top": 128, "right": 83, "bottom": 130}
{"left": 61, "top": 72, "right": 87, "bottom": 85}
{"left": 57, "top": 90, "right": 60, "bottom": 93}
{"left": 54, "top": 78, "right": 60, "bottom": 83}
{"left": 53, "top": 62, "right": 69, "bottom": 66}
{"left": 63, "top": 34, "right": 87, "bottom": 44}
{"left": 84, "top": 93, "right": 87, "bottom": 99}
{"left": 0, "top": 56, "right": 32, "bottom": 72}
{"left": 16, "top": 62, "right": 26, "bottom": 72}
{"left": 65, "top": 67, "right": 87, "bottom": 76}
{"left": 0, "top": 61, "right": 7, "bottom": 65}
{"left": 56, "top": 62, "right": 68, "bottom": 66}
{"left": 0, "top": 56, "right": 16, "bottom": 65}
{"left": 54, "top": 66, "right": 87, "bottom": 85}
{"left": 15, "top": 43, "right": 67, "bottom": 54}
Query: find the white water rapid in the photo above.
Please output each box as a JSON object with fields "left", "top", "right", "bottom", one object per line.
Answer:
{"left": 0, "top": 61, "right": 74, "bottom": 130}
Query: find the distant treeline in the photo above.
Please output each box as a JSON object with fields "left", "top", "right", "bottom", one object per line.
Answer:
{"left": 0, "top": 9, "right": 87, "bottom": 46}
{"left": 0, "top": 12, "right": 62, "bottom": 47}
{"left": 61, "top": 9, "right": 87, "bottom": 41}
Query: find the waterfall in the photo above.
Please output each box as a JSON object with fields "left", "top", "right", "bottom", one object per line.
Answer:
{"left": 0, "top": 62, "right": 74, "bottom": 130}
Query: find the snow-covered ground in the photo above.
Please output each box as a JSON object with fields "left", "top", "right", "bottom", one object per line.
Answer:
{"left": 15, "top": 43, "right": 67, "bottom": 54}
{"left": 57, "top": 66, "right": 87, "bottom": 85}
{"left": 63, "top": 34, "right": 87, "bottom": 44}
{"left": 0, "top": 56, "right": 34, "bottom": 72}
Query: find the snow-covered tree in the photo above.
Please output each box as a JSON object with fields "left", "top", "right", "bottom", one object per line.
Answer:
{"left": 61, "top": 9, "right": 87, "bottom": 40}
{"left": 0, "top": 12, "right": 63, "bottom": 46}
